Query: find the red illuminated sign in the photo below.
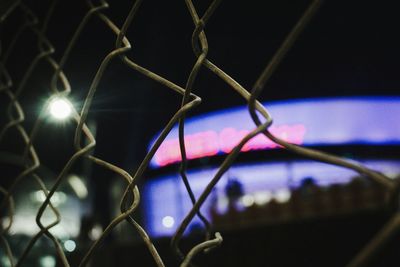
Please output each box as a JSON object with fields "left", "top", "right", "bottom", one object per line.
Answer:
{"left": 154, "top": 124, "right": 306, "bottom": 166}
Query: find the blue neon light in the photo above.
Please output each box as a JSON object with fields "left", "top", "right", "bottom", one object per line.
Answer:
{"left": 149, "top": 96, "right": 400, "bottom": 167}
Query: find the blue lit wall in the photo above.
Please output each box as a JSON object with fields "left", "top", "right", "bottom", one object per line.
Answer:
{"left": 149, "top": 97, "right": 400, "bottom": 167}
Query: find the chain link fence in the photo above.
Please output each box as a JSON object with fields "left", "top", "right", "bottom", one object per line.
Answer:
{"left": 0, "top": 0, "right": 399, "bottom": 266}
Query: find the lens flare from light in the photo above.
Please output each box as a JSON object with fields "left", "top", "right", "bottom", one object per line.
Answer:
{"left": 48, "top": 97, "right": 72, "bottom": 120}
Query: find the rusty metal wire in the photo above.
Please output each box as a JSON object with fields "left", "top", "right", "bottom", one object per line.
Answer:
{"left": 0, "top": 0, "right": 398, "bottom": 266}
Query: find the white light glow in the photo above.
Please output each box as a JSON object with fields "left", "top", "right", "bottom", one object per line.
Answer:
{"left": 217, "top": 196, "right": 229, "bottom": 213}
{"left": 254, "top": 191, "right": 272, "bottom": 205}
{"left": 48, "top": 97, "right": 72, "bottom": 120}
{"left": 274, "top": 188, "right": 291, "bottom": 203}
{"left": 64, "top": 240, "right": 76, "bottom": 252}
{"left": 1, "top": 255, "right": 12, "bottom": 267}
{"left": 162, "top": 216, "right": 175, "bottom": 228}
{"left": 241, "top": 195, "right": 255, "bottom": 207}
{"left": 40, "top": 256, "right": 56, "bottom": 267}
{"left": 68, "top": 175, "right": 88, "bottom": 199}
{"left": 31, "top": 191, "right": 67, "bottom": 206}
{"left": 1, "top": 216, "right": 11, "bottom": 228}
{"left": 89, "top": 224, "right": 103, "bottom": 241}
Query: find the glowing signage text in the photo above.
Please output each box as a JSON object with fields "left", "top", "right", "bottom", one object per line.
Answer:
{"left": 154, "top": 124, "right": 306, "bottom": 166}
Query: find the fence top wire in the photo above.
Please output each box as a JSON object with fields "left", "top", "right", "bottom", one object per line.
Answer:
{"left": 0, "top": 0, "right": 399, "bottom": 267}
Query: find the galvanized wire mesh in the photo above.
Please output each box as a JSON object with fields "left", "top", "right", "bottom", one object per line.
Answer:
{"left": 0, "top": 0, "right": 398, "bottom": 266}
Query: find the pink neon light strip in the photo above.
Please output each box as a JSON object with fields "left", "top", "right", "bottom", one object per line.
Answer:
{"left": 154, "top": 124, "right": 306, "bottom": 166}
